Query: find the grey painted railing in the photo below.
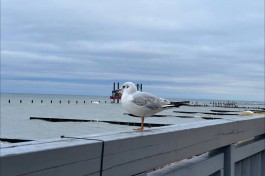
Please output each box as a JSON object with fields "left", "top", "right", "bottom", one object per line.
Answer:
{"left": 149, "top": 135, "right": 265, "bottom": 176}
{"left": 1, "top": 116, "right": 264, "bottom": 176}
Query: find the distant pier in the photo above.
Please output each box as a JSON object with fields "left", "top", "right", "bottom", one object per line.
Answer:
{"left": 110, "top": 82, "right": 143, "bottom": 103}
{"left": 109, "top": 82, "right": 122, "bottom": 103}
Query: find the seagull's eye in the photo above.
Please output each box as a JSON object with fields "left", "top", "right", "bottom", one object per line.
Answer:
{"left": 122, "top": 85, "right": 125, "bottom": 89}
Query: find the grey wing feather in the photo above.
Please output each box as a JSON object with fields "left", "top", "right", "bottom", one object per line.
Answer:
{"left": 145, "top": 102, "right": 162, "bottom": 110}
{"left": 132, "top": 92, "right": 165, "bottom": 110}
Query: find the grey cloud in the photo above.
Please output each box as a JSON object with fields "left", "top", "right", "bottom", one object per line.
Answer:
{"left": 1, "top": 0, "right": 264, "bottom": 100}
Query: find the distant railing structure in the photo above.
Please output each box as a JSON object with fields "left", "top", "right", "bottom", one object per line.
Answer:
{"left": 190, "top": 101, "right": 264, "bottom": 109}
{"left": 1, "top": 116, "right": 264, "bottom": 176}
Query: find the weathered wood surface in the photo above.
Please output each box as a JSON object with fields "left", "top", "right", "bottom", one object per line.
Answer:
{"left": 149, "top": 153, "right": 224, "bottom": 176}
{"left": 234, "top": 138, "right": 265, "bottom": 162}
{"left": 1, "top": 116, "right": 264, "bottom": 176}
{"left": 1, "top": 139, "right": 103, "bottom": 176}
{"left": 99, "top": 116, "right": 264, "bottom": 176}
{"left": 234, "top": 144, "right": 265, "bottom": 176}
{"left": 149, "top": 134, "right": 265, "bottom": 176}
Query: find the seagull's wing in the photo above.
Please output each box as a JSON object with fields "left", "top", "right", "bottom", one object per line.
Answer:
{"left": 132, "top": 92, "right": 170, "bottom": 110}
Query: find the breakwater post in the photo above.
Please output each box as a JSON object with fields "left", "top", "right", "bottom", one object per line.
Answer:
{"left": 6, "top": 99, "right": 109, "bottom": 104}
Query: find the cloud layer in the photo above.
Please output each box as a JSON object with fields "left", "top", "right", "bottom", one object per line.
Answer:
{"left": 1, "top": 0, "right": 264, "bottom": 101}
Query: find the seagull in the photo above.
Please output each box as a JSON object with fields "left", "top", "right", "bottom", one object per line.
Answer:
{"left": 119, "top": 82, "right": 189, "bottom": 131}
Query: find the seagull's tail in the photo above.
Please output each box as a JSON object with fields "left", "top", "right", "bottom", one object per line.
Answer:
{"left": 163, "top": 101, "right": 190, "bottom": 108}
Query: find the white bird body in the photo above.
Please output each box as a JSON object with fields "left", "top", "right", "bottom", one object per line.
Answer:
{"left": 121, "top": 91, "right": 165, "bottom": 117}
{"left": 120, "top": 82, "right": 188, "bottom": 130}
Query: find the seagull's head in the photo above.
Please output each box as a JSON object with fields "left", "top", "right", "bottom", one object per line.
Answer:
{"left": 120, "top": 82, "right": 137, "bottom": 95}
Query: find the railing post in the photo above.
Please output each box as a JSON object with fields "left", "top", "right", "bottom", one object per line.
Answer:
{"left": 261, "top": 152, "right": 265, "bottom": 176}
{"left": 224, "top": 144, "right": 236, "bottom": 176}
{"left": 220, "top": 169, "right": 224, "bottom": 176}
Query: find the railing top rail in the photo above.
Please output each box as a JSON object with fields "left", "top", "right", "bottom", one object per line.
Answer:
{"left": 1, "top": 116, "right": 264, "bottom": 176}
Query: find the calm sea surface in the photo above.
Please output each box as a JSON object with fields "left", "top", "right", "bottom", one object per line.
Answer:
{"left": 1, "top": 93, "right": 264, "bottom": 143}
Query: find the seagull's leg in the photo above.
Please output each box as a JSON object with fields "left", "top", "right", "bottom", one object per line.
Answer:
{"left": 134, "top": 115, "right": 144, "bottom": 131}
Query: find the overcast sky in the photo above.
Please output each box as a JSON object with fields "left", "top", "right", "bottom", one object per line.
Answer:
{"left": 1, "top": 0, "right": 264, "bottom": 101}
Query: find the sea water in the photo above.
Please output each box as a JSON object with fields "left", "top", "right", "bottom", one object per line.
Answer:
{"left": 0, "top": 93, "right": 264, "bottom": 142}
